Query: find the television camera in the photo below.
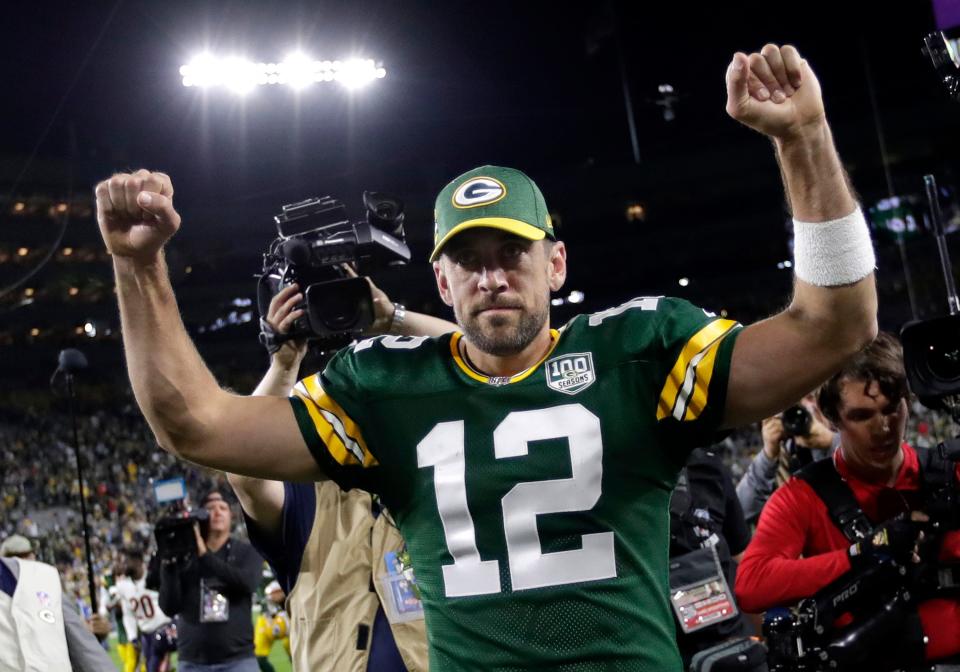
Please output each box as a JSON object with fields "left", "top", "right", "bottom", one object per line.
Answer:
{"left": 257, "top": 191, "right": 411, "bottom": 354}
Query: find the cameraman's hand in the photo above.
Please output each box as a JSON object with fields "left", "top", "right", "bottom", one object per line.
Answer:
{"left": 95, "top": 169, "right": 180, "bottom": 266}
{"left": 194, "top": 523, "right": 208, "bottom": 557}
{"left": 266, "top": 284, "right": 308, "bottom": 372}
{"left": 849, "top": 512, "right": 929, "bottom": 567}
{"left": 341, "top": 264, "right": 395, "bottom": 334}
{"left": 761, "top": 416, "right": 786, "bottom": 460}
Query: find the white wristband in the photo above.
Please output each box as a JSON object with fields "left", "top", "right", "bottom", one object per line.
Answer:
{"left": 792, "top": 207, "right": 875, "bottom": 287}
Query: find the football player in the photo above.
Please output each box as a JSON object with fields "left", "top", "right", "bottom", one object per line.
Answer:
{"left": 115, "top": 548, "right": 173, "bottom": 672}
{"left": 96, "top": 44, "right": 877, "bottom": 670}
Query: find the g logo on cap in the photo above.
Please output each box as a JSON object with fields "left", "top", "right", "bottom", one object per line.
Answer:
{"left": 452, "top": 177, "right": 506, "bottom": 209}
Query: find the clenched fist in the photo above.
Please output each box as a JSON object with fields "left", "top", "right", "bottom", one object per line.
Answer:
{"left": 725, "top": 44, "right": 825, "bottom": 142}
{"left": 95, "top": 169, "right": 180, "bottom": 264}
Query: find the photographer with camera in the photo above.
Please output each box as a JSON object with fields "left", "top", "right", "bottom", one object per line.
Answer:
{"left": 735, "top": 333, "right": 960, "bottom": 669}
{"left": 736, "top": 395, "right": 838, "bottom": 522}
{"left": 228, "top": 273, "right": 455, "bottom": 671}
{"left": 157, "top": 489, "right": 263, "bottom": 671}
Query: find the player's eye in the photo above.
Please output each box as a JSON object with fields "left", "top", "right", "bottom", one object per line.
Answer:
{"left": 453, "top": 250, "right": 480, "bottom": 268}
{"left": 501, "top": 242, "right": 527, "bottom": 263}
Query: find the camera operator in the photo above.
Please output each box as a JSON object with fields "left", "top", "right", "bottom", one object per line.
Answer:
{"left": 158, "top": 489, "right": 263, "bottom": 671}
{"left": 227, "top": 275, "right": 454, "bottom": 671}
{"left": 736, "top": 395, "right": 838, "bottom": 523}
{"left": 735, "top": 333, "right": 960, "bottom": 668}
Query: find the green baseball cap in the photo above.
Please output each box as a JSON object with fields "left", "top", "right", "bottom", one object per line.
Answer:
{"left": 429, "top": 165, "right": 555, "bottom": 262}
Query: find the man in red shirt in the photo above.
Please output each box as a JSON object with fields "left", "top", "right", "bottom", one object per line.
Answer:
{"left": 736, "top": 333, "right": 960, "bottom": 666}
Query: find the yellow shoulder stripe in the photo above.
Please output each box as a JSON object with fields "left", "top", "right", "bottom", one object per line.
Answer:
{"left": 657, "top": 319, "right": 739, "bottom": 422}
{"left": 293, "top": 375, "right": 377, "bottom": 468}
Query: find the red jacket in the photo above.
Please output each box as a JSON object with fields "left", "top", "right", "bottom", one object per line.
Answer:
{"left": 735, "top": 443, "right": 960, "bottom": 661}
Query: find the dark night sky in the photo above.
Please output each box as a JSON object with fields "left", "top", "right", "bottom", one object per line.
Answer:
{"left": 2, "top": 1, "right": 960, "bottom": 385}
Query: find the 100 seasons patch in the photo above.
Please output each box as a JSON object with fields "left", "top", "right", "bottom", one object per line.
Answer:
{"left": 545, "top": 353, "right": 596, "bottom": 395}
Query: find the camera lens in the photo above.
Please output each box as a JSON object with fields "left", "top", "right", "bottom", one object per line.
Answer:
{"left": 316, "top": 292, "right": 362, "bottom": 330}
{"left": 781, "top": 405, "right": 812, "bottom": 438}
{"left": 304, "top": 277, "right": 373, "bottom": 336}
{"left": 927, "top": 341, "right": 960, "bottom": 382}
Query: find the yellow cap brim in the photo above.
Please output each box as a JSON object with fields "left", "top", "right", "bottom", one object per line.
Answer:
{"left": 429, "top": 217, "right": 546, "bottom": 262}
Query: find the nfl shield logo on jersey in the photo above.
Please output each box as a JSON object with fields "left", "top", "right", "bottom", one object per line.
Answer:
{"left": 545, "top": 353, "right": 596, "bottom": 395}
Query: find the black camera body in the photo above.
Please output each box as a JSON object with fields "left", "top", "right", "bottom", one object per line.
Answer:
{"left": 764, "top": 559, "right": 920, "bottom": 671}
{"left": 902, "top": 314, "right": 960, "bottom": 414}
{"left": 154, "top": 507, "right": 210, "bottom": 564}
{"left": 258, "top": 192, "right": 411, "bottom": 352}
{"left": 777, "top": 405, "right": 816, "bottom": 478}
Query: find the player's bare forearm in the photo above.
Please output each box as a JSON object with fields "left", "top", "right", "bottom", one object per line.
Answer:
{"left": 774, "top": 121, "right": 857, "bottom": 222}
{"left": 721, "top": 47, "right": 878, "bottom": 428}
{"left": 722, "top": 126, "right": 877, "bottom": 426}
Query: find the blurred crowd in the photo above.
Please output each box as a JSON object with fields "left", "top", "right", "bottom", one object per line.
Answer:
{"left": 0, "top": 400, "right": 234, "bottom": 616}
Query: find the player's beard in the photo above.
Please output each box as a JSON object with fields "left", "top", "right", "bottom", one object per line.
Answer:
{"left": 459, "top": 297, "right": 549, "bottom": 357}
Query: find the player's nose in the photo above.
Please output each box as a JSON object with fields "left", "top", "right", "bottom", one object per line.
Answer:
{"left": 477, "top": 265, "right": 509, "bottom": 293}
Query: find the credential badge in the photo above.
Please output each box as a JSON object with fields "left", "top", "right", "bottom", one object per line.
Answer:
{"left": 545, "top": 352, "right": 596, "bottom": 395}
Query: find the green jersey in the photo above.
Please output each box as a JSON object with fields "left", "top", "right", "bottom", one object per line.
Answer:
{"left": 290, "top": 297, "right": 740, "bottom": 671}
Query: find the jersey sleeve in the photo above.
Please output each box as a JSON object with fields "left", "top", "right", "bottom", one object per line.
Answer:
{"left": 288, "top": 346, "right": 381, "bottom": 493}
{"left": 651, "top": 297, "right": 741, "bottom": 446}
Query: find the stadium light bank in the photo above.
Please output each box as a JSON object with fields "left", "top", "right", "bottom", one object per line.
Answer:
{"left": 179, "top": 52, "right": 387, "bottom": 93}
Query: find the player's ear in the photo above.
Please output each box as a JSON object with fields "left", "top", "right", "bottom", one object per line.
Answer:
{"left": 434, "top": 260, "right": 454, "bottom": 306}
{"left": 547, "top": 240, "right": 566, "bottom": 292}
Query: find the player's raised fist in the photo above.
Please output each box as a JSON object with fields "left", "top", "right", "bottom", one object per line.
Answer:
{"left": 95, "top": 169, "right": 180, "bottom": 264}
{"left": 725, "top": 44, "right": 825, "bottom": 141}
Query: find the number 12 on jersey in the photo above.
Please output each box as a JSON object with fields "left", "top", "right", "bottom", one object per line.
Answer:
{"left": 417, "top": 403, "right": 617, "bottom": 598}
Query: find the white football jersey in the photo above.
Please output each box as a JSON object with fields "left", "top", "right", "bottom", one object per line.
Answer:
{"left": 116, "top": 575, "right": 170, "bottom": 635}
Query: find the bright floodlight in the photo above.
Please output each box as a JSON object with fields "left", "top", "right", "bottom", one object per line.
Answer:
{"left": 280, "top": 51, "right": 315, "bottom": 90}
{"left": 181, "top": 53, "right": 387, "bottom": 92}
{"left": 336, "top": 58, "right": 383, "bottom": 89}
{"left": 222, "top": 57, "right": 258, "bottom": 94}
